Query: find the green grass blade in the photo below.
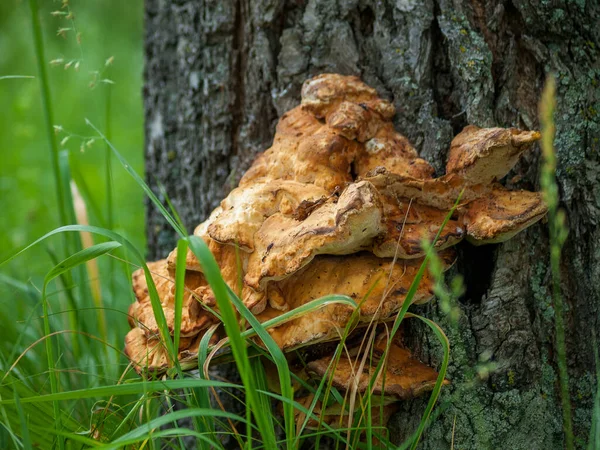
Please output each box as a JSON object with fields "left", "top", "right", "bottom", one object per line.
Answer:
{"left": 27, "top": 426, "right": 101, "bottom": 448}
{"left": 235, "top": 294, "right": 356, "bottom": 341}
{"left": 63, "top": 154, "right": 111, "bottom": 366}
{"left": 60, "top": 151, "right": 88, "bottom": 258}
{"left": 195, "top": 325, "right": 220, "bottom": 448}
{"left": 104, "top": 84, "right": 114, "bottom": 230}
{"left": 251, "top": 357, "right": 276, "bottom": 434}
{"left": 403, "top": 313, "right": 450, "bottom": 450}
{"left": 97, "top": 429, "right": 225, "bottom": 450}
{"left": 157, "top": 182, "right": 187, "bottom": 236}
{"left": 13, "top": 389, "right": 32, "bottom": 450}
{"left": 295, "top": 349, "right": 345, "bottom": 444}
{"left": 347, "top": 194, "right": 462, "bottom": 449}
{"left": 222, "top": 287, "right": 359, "bottom": 450}
{"left": 0, "top": 390, "right": 22, "bottom": 450}
{"left": 1, "top": 224, "right": 176, "bottom": 364}
{"left": 44, "top": 242, "right": 121, "bottom": 283}
{"left": 106, "top": 408, "right": 246, "bottom": 448}
{"left": 45, "top": 247, "right": 81, "bottom": 360}
{"left": 0, "top": 374, "right": 80, "bottom": 448}
{"left": 170, "top": 238, "right": 209, "bottom": 447}
{"left": 162, "top": 395, "right": 189, "bottom": 450}
{"left": 386, "top": 195, "right": 460, "bottom": 346}
{"left": 40, "top": 241, "right": 121, "bottom": 425}
{"left": 173, "top": 239, "right": 188, "bottom": 356}
{"left": 231, "top": 291, "right": 358, "bottom": 449}
{"left": 259, "top": 390, "right": 351, "bottom": 445}
{"left": 27, "top": 0, "right": 69, "bottom": 235}
{"left": 0, "top": 274, "right": 41, "bottom": 367}
{"left": 0, "top": 75, "right": 35, "bottom": 80}
{"left": 187, "top": 236, "right": 277, "bottom": 449}
{"left": 108, "top": 396, "right": 147, "bottom": 441}
{"left": 539, "top": 74, "right": 574, "bottom": 450}
{"left": 85, "top": 118, "right": 186, "bottom": 238}
{"left": 0, "top": 379, "right": 237, "bottom": 405}
{"left": 96, "top": 429, "right": 233, "bottom": 450}
{"left": 26, "top": 9, "right": 73, "bottom": 444}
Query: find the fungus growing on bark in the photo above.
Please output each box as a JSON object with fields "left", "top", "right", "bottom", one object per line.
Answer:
{"left": 306, "top": 334, "right": 447, "bottom": 400}
{"left": 446, "top": 125, "right": 541, "bottom": 185}
{"left": 124, "top": 73, "right": 547, "bottom": 432}
{"left": 244, "top": 180, "right": 383, "bottom": 293}
{"left": 207, "top": 180, "right": 328, "bottom": 252}
{"left": 127, "top": 259, "right": 217, "bottom": 338}
{"left": 253, "top": 249, "right": 456, "bottom": 350}
{"left": 373, "top": 193, "right": 465, "bottom": 258}
{"left": 125, "top": 327, "right": 218, "bottom": 376}
{"left": 460, "top": 187, "right": 547, "bottom": 244}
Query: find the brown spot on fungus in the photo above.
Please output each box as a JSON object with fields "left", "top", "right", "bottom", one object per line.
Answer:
{"left": 354, "top": 123, "right": 435, "bottom": 180}
{"left": 373, "top": 192, "right": 465, "bottom": 259}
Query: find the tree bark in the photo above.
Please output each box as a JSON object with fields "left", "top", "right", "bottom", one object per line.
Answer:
{"left": 144, "top": 0, "right": 599, "bottom": 448}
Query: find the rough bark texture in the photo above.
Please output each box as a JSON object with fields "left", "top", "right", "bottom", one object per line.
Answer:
{"left": 144, "top": 0, "right": 599, "bottom": 448}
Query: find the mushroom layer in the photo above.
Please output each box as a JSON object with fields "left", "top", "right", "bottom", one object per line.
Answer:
{"left": 306, "top": 334, "right": 447, "bottom": 400}
{"left": 124, "top": 74, "right": 547, "bottom": 416}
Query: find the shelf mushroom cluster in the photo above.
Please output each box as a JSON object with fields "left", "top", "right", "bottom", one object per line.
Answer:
{"left": 125, "top": 74, "right": 546, "bottom": 420}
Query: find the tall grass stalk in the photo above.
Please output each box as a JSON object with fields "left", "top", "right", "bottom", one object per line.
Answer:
{"left": 40, "top": 266, "right": 64, "bottom": 450}
{"left": 103, "top": 84, "right": 118, "bottom": 364}
{"left": 28, "top": 0, "right": 70, "bottom": 232}
{"left": 588, "top": 340, "right": 600, "bottom": 450}
{"left": 187, "top": 236, "right": 278, "bottom": 449}
{"left": 105, "top": 84, "right": 114, "bottom": 229}
{"left": 27, "top": 5, "right": 92, "bottom": 427}
{"left": 1, "top": 378, "right": 235, "bottom": 405}
{"left": 0, "top": 75, "right": 35, "bottom": 80}
{"left": 357, "top": 195, "right": 462, "bottom": 450}
{"left": 12, "top": 391, "right": 31, "bottom": 450}
{"left": 539, "top": 74, "right": 573, "bottom": 449}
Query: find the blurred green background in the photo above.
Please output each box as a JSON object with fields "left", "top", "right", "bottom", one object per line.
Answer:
{"left": 0, "top": 0, "right": 145, "bottom": 388}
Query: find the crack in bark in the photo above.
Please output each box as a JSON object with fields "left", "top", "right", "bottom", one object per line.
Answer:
{"left": 230, "top": 0, "right": 247, "bottom": 164}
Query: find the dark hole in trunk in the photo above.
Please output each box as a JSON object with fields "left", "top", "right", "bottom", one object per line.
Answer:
{"left": 458, "top": 241, "right": 498, "bottom": 303}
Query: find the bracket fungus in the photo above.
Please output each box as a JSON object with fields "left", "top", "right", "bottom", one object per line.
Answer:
{"left": 125, "top": 73, "right": 546, "bottom": 428}
{"left": 306, "top": 334, "right": 449, "bottom": 401}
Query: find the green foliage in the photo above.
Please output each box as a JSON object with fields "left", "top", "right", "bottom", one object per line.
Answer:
{"left": 539, "top": 75, "right": 574, "bottom": 450}
{"left": 0, "top": 0, "right": 145, "bottom": 313}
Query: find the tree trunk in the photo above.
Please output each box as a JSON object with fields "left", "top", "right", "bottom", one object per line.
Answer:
{"left": 144, "top": 0, "right": 599, "bottom": 448}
